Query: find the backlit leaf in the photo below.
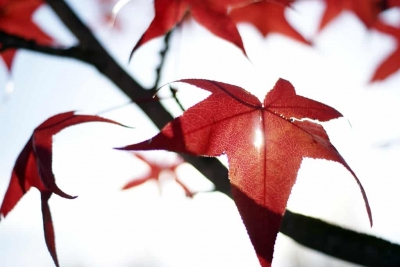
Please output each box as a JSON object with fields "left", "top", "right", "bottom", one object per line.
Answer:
{"left": 0, "top": 111, "right": 125, "bottom": 267}
{"left": 117, "top": 78, "right": 372, "bottom": 267}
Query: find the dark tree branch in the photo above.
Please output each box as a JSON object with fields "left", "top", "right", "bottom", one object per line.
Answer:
{"left": 13, "top": 1, "right": 395, "bottom": 266}
{"left": 0, "top": 30, "right": 82, "bottom": 59}
{"left": 282, "top": 211, "right": 400, "bottom": 266}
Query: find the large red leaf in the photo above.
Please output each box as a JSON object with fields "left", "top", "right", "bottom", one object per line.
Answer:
{"left": 0, "top": 0, "right": 53, "bottom": 69}
{"left": 130, "top": 0, "right": 249, "bottom": 57}
{"left": 229, "top": 0, "right": 311, "bottom": 45}
{"left": 117, "top": 78, "right": 372, "bottom": 267}
{"left": 0, "top": 111, "right": 125, "bottom": 267}
{"left": 371, "top": 20, "right": 400, "bottom": 81}
{"left": 122, "top": 152, "right": 194, "bottom": 197}
{"left": 318, "top": 0, "right": 388, "bottom": 31}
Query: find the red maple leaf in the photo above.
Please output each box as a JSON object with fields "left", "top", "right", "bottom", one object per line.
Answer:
{"left": 388, "top": 0, "right": 400, "bottom": 6}
{"left": 318, "top": 0, "right": 388, "bottom": 31}
{"left": 122, "top": 152, "right": 194, "bottom": 197}
{"left": 117, "top": 78, "right": 372, "bottom": 267}
{"left": 0, "top": 111, "right": 125, "bottom": 267}
{"left": 130, "top": 0, "right": 252, "bottom": 58}
{"left": 0, "top": 0, "right": 53, "bottom": 70}
{"left": 371, "top": 20, "right": 400, "bottom": 81}
{"left": 229, "top": 0, "right": 311, "bottom": 45}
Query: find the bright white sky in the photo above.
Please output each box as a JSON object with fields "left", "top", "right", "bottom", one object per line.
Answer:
{"left": 1, "top": 0, "right": 400, "bottom": 266}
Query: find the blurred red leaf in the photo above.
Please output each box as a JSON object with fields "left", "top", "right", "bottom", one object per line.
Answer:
{"left": 0, "top": 0, "right": 53, "bottom": 69}
{"left": 117, "top": 78, "right": 372, "bottom": 267}
{"left": 130, "top": 0, "right": 251, "bottom": 58}
{"left": 0, "top": 111, "right": 125, "bottom": 267}
{"left": 371, "top": 20, "right": 400, "bottom": 81}
{"left": 95, "top": 0, "right": 122, "bottom": 31}
{"left": 318, "top": 0, "right": 388, "bottom": 31}
{"left": 122, "top": 152, "right": 194, "bottom": 197}
{"left": 229, "top": 0, "right": 311, "bottom": 45}
{"left": 388, "top": 0, "right": 400, "bottom": 6}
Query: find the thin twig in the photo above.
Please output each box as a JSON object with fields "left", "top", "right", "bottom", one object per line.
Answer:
{"left": 151, "top": 31, "right": 186, "bottom": 112}
{"left": 169, "top": 85, "right": 185, "bottom": 112}
{"left": 153, "top": 31, "right": 172, "bottom": 91}
{"left": 95, "top": 95, "right": 184, "bottom": 115}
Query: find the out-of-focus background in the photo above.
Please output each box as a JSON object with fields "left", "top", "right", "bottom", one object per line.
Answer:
{"left": 1, "top": 0, "right": 400, "bottom": 266}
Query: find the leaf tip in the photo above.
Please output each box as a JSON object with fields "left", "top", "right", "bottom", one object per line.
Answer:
{"left": 369, "top": 74, "right": 382, "bottom": 83}
{"left": 128, "top": 46, "right": 136, "bottom": 62}
{"left": 366, "top": 202, "right": 373, "bottom": 227}
{"left": 114, "top": 146, "right": 127, "bottom": 151}
{"left": 354, "top": 175, "right": 373, "bottom": 227}
{"left": 129, "top": 35, "right": 146, "bottom": 62}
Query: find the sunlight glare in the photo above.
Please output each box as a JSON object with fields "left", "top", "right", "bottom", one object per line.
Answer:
{"left": 253, "top": 128, "right": 263, "bottom": 149}
{"left": 111, "top": 0, "right": 131, "bottom": 25}
{"left": 1, "top": 80, "right": 14, "bottom": 105}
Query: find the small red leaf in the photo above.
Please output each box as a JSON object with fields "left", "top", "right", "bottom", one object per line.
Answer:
{"left": 117, "top": 78, "right": 372, "bottom": 267}
{"left": 0, "top": 0, "right": 53, "bottom": 69}
{"left": 371, "top": 20, "right": 400, "bottom": 82}
{"left": 122, "top": 152, "right": 194, "bottom": 197}
{"left": 318, "top": 0, "right": 388, "bottom": 31}
{"left": 0, "top": 111, "right": 125, "bottom": 267}
{"left": 229, "top": 1, "right": 311, "bottom": 45}
{"left": 130, "top": 0, "right": 247, "bottom": 57}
